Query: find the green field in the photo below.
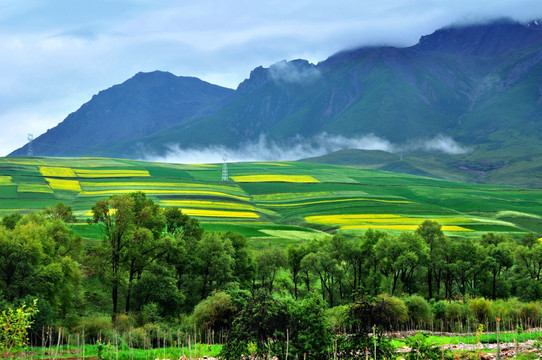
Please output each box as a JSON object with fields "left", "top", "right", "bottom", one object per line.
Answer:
{"left": 1, "top": 156, "right": 541, "bottom": 246}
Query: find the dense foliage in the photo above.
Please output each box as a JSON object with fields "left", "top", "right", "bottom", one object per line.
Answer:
{"left": 2, "top": 194, "right": 542, "bottom": 356}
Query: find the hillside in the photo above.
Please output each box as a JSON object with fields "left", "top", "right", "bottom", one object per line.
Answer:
{"left": 9, "top": 19, "right": 542, "bottom": 187}
{"left": 9, "top": 71, "right": 235, "bottom": 157}
{"left": 1, "top": 156, "right": 541, "bottom": 247}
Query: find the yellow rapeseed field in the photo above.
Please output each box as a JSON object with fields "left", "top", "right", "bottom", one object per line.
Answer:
{"left": 264, "top": 198, "right": 411, "bottom": 207}
{"left": 17, "top": 184, "right": 53, "bottom": 193}
{"left": 0, "top": 176, "right": 13, "bottom": 185}
{"left": 80, "top": 181, "right": 242, "bottom": 192}
{"left": 160, "top": 200, "right": 256, "bottom": 211}
{"left": 74, "top": 169, "right": 150, "bottom": 177}
{"left": 305, "top": 214, "right": 402, "bottom": 224}
{"left": 39, "top": 166, "right": 77, "bottom": 177}
{"left": 46, "top": 178, "right": 82, "bottom": 192}
{"left": 340, "top": 225, "right": 473, "bottom": 231}
{"left": 80, "top": 189, "right": 249, "bottom": 201}
{"left": 254, "top": 191, "right": 333, "bottom": 202}
{"left": 306, "top": 214, "right": 476, "bottom": 227}
{"left": 231, "top": 175, "right": 320, "bottom": 183}
{"left": 180, "top": 209, "right": 259, "bottom": 219}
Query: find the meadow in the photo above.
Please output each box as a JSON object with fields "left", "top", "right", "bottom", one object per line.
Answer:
{"left": 1, "top": 156, "right": 541, "bottom": 246}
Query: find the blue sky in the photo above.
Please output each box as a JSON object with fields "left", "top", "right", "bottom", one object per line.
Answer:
{"left": 1, "top": 0, "right": 541, "bottom": 156}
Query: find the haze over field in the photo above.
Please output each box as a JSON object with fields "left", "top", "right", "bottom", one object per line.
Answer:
{"left": 149, "top": 134, "right": 468, "bottom": 164}
{"left": 1, "top": 0, "right": 542, "bottom": 156}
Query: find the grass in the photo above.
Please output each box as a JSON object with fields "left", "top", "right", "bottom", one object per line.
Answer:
{"left": 2, "top": 156, "right": 542, "bottom": 245}
{"left": 27, "top": 343, "right": 222, "bottom": 360}
{"left": 393, "top": 330, "right": 542, "bottom": 347}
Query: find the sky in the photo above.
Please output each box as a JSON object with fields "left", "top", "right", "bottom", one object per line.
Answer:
{"left": 1, "top": 0, "right": 541, "bottom": 157}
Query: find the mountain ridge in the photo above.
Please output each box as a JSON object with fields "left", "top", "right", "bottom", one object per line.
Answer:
{"left": 9, "top": 18, "right": 542, "bottom": 187}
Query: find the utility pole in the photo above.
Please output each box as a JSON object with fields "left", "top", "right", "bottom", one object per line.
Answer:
{"left": 221, "top": 155, "right": 229, "bottom": 182}
{"left": 27, "top": 134, "right": 34, "bottom": 157}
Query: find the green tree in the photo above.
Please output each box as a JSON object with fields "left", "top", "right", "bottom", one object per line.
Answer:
{"left": 256, "top": 247, "right": 287, "bottom": 293}
{"left": 287, "top": 243, "right": 309, "bottom": 299}
{"left": 0, "top": 214, "right": 81, "bottom": 318}
{"left": 195, "top": 232, "right": 234, "bottom": 300}
{"left": 375, "top": 232, "right": 428, "bottom": 295}
{"left": 91, "top": 193, "right": 136, "bottom": 321}
{"left": 41, "top": 203, "right": 77, "bottom": 223}
{"left": 416, "top": 220, "right": 446, "bottom": 299}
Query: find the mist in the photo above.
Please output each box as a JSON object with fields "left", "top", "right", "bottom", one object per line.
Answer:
{"left": 147, "top": 133, "right": 468, "bottom": 164}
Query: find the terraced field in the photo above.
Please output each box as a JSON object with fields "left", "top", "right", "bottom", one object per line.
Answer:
{"left": 1, "top": 156, "right": 541, "bottom": 247}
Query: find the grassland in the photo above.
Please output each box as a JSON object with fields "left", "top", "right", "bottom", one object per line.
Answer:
{"left": 1, "top": 156, "right": 541, "bottom": 246}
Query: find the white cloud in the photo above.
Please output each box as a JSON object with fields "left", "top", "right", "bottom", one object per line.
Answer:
{"left": 146, "top": 133, "right": 467, "bottom": 164}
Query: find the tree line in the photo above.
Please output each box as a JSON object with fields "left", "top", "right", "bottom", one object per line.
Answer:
{"left": 1, "top": 191, "right": 542, "bottom": 355}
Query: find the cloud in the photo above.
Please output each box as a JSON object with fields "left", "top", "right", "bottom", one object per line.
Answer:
{"left": 146, "top": 133, "right": 467, "bottom": 164}
{"left": 402, "top": 135, "right": 470, "bottom": 155}
{"left": 147, "top": 133, "right": 393, "bottom": 164}
{"left": 269, "top": 60, "right": 320, "bottom": 84}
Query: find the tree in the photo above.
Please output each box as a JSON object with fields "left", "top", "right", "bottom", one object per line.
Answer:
{"left": 223, "top": 231, "right": 255, "bottom": 288}
{"left": 91, "top": 192, "right": 178, "bottom": 320}
{"left": 91, "top": 193, "right": 136, "bottom": 321}
{"left": 195, "top": 232, "right": 234, "bottom": 300}
{"left": 256, "top": 247, "right": 287, "bottom": 293}
{"left": 416, "top": 220, "right": 446, "bottom": 299}
{"left": 41, "top": 203, "right": 77, "bottom": 223}
{"left": 375, "top": 232, "right": 428, "bottom": 295}
{"left": 0, "top": 213, "right": 81, "bottom": 318}
{"left": 287, "top": 244, "right": 308, "bottom": 299}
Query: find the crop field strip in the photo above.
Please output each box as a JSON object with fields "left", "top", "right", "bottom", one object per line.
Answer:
{"left": 1, "top": 157, "right": 542, "bottom": 241}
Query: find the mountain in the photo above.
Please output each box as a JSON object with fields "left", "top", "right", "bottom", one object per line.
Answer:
{"left": 9, "top": 19, "right": 542, "bottom": 187}
{"left": 9, "top": 71, "right": 235, "bottom": 157}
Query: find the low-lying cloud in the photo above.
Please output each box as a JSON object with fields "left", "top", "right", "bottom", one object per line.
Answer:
{"left": 269, "top": 60, "right": 321, "bottom": 84}
{"left": 147, "top": 133, "right": 468, "bottom": 164}
{"left": 404, "top": 135, "right": 470, "bottom": 155}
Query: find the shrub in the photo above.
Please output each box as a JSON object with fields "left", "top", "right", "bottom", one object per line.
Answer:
{"left": 0, "top": 299, "right": 38, "bottom": 356}
{"left": 191, "top": 291, "right": 235, "bottom": 333}
{"left": 432, "top": 300, "right": 447, "bottom": 321}
{"left": 469, "top": 298, "right": 492, "bottom": 324}
{"left": 404, "top": 295, "right": 432, "bottom": 324}
{"left": 377, "top": 294, "right": 408, "bottom": 327}
{"left": 76, "top": 314, "right": 113, "bottom": 343}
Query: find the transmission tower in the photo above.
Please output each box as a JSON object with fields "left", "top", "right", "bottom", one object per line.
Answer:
{"left": 27, "top": 134, "right": 34, "bottom": 157}
{"left": 221, "top": 155, "right": 229, "bottom": 182}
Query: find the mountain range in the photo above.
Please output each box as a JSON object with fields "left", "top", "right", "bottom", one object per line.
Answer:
{"left": 9, "top": 19, "right": 542, "bottom": 188}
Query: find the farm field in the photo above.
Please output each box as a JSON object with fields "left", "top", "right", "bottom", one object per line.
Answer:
{"left": 1, "top": 156, "right": 541, "bottom": 246}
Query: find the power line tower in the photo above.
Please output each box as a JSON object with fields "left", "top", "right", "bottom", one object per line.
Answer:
{"left": 221, "top": 155, "right": 229, "bottom": 182}
{"left": 27, "top": 134, "right": 34, "bottom": 157}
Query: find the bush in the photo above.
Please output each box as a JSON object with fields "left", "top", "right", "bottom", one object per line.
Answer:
{"left": 404, "top": 295, "right": 432, "bottom": 324}
{"left": 0, "top": 299, "right": 38, "bottom": 356}
{"left": 432, "top": 300, "right": 447, "bottom": 321}
{"left": 75, "top": 314, "right": 113, "bottom": 343}
{"left": 191, "top": 291, "right": 235, "bottom": 333}
{"left": 469, "top": 298, "right": 492, "bottom": 324}
{"left": 377, "top": 294, "right": 408, "bottom": 327}
{"left": 326, "top": 305, "right": 349, "bottom": 332}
